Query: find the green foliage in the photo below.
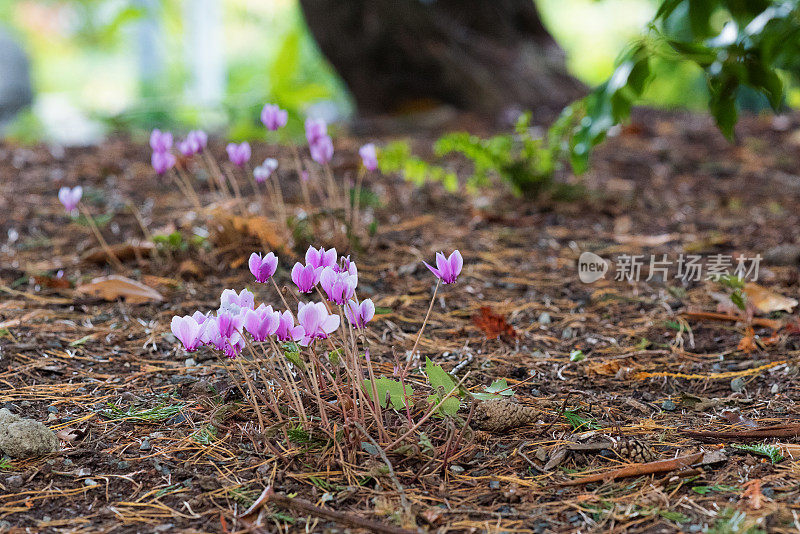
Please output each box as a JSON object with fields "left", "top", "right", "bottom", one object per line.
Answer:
{"left": 563, "top": 409, "right": 602, "bottom": 431}
{"left": 152, "top": 231, "right": 207, "bottom": 253}
{"left": 379, "top": 141, "right": 458, "bottom": 192}
{"left": 434, "top": 112, "right": 566, "bottom": 198}
{"left": 719, "top": 274, "right": 747, "bottom": 311}
{"left": 692, "top": 484, "right": 741, "bottom": 494}
{"left": 362, "top": 377, "right": 414, "bottom": 410}
{"left": 382, "top": 112, "right": 587, "bottom": 199}
{"left": 564, "top": 0, "right": 800, "bottom": 172}
{"left": 282, "top": 342, "right": 306, "bottom": 371}
{"left": 732, "top": 443, "right": 784, "bottom": 464}
{"left": 424, "top": 357, "right": 461, "bottom": 416}
{"left": 99, "top": 402, "right": 183, "bottom": 423}
{"left": 0, "top": 458, "right": 12, "bottom": 470}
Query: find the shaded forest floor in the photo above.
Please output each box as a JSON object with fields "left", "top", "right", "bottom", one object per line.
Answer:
{"left": 3, "top": 109, "right": 800, "bottom": 533}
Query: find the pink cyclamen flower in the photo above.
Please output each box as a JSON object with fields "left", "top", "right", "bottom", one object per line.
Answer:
{"left": 344, "top": 298, "right": 375, "bottom": 328}
{"left": 275, "top": 310, "right": 305, "bottom": 342}
{"left": 309, "top": 135, "right": 334, "bottom": 165}
{"left": 152, "top": 151, "right": 176, "bottom": 175}
{"left": 205, "top": 311, "right": 245, "bottom": 358}
{"left": 291, "top": 262, "right": 323, "bottom": 293}
{"left": 58, "top": 186, "right": 83, "bottom": 214}
{"left": 171, "top": 315, "right": 203, "bottom": 352}
{"left": 192, "top": 311, "right": 210, "bottom": 325}
{"left": 297, "top": 302, "right": 340, "bottom": 346}
{"left": 150, "top": 129, "right": 173, "bottom": 152}
{"left": 359, "top": 143, "right": 378, "bottom": 171}
{"left": 261, "top": 104, "right": 288, "bottom": 131}
{"left": 220, "top": 288, "right": 255, "bottom": 312}
{"left": 244, "top": 305, "right": 280, "bottom": 342}
{"left": 249, "top": 252, "right": 278, "bottom": 283}
{"left": 334, "top": 255, "right": 357, "bottom": 277}
{"left": 177, "top": 138, "right": 195, "bottom": 157}
{"left": 305, "top": 246, "right": 337, "bottom": 269}
{"left": 305, "top": 117, "right": 327, "bottom": 145}
{"left": 253, "top": 158, "right": 278, "bottom": 183}
{"left": 226, "top": 142, "right": 251, "bottom": 167}
{"left": 187, "top": 130, "right": 207, "bottom": 152}
{"left": 423, "top": 250, "right": 463, "bottom": 284}
{"left": 319, "top": 267, "right": 357, "bottom": 305}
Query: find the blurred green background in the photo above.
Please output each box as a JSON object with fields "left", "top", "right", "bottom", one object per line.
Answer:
{"left": 0, "top": 0, "right": 795, "bottom": 145}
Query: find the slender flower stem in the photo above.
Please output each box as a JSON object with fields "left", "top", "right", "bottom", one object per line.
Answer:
{"left": 406, "top": 279, "right": 440, "bottom": 371}
{"left": 223, "top": 165, "right": 245, "bottom": 214}
{"left": 270, "top": 278, "right": 293, "bottom": 312}
{"left": 77, "top": 203, "right": 125, "bottom": 271}
{"left": 202, "top": 150, "right": 232, "bottom": 199}
{"left": 351, "top": 166, "right": 366, "bottom": 231}
{"left": 290, "top": 143, "right": 313, "bottom": 212}
{"left": 175, "top": 166, "right": 203, "bottom": 212}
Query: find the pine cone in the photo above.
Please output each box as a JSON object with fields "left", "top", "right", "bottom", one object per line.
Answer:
{"left": 613, "top": 437, "right": 657, "bottom": 463}
{"left": 471, "top": 399, "right": 537, "bottom": 432}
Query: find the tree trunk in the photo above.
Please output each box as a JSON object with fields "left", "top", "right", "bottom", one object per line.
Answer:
{"left": 298, "top": 0, "right": 586, "bottom": 119}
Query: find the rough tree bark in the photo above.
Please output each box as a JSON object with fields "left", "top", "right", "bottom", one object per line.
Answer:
{"left": 298, "top": 0, "right": 586, "bottom": 119}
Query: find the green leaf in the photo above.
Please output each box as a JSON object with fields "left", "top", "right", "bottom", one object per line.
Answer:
{"left": 424, "top": 357, "right": 461, "bottom": 416}
{"left": 426, "top": 394, "right": 460, "bottom": 416}
{"left": 363, "top": 378, "right": 413, "bottom": 411}
{"left": 425, "top": 357, "right": 456, "bottom": 392}
{"left": 472, "top": 378, "right": 515, "bottom": 401}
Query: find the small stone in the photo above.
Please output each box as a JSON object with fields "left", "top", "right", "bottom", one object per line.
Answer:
{"left": 0, "top": 408, "right": 59, "bottom": 458}
{"left": 77, "top": 468, "right": 91, "bottom": 476}
{"left": 139, "top": 439, "right": 151, "bottom": 451}
{"left": 117, "top": 460, "right": 130, "bottom": 470}
{"left": 84, "top": 479, "right": 98, "bottom": 486}
{"left": 661, "top": 400, "right": 676, "bottom": 411}
{"left": 184, "top": 358, "right": 197, "bottom": 367}
{"left": 449, "top": 465, "right": 464, "bottom": 474}
{"left": 538, "top": 312, "right": 551, "bottom": 325}
{"left": 5, "top": 474, "right": 23, "bottom": 488}
{"left": 771, "top": 383, "right": 780, "bottom": 394}
{"left": 561, "top": 327, "right": 573, "bottom": 339}
{"left": 488, "top": 480, "right": 500, "bottom": 489}
{"left": 730, "top": 377, "right": 746, "bottom": 393}
{"left": 46, "top": 406, "right": 58, "bottom": 413}
{"left": 47, "top": 413, "right": 57, "bottom": 422}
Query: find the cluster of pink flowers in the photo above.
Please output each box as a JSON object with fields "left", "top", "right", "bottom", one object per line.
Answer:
{"left": 171, "top": 246, "right": 377, "bottom": 357}
{"left": 171, "top": 246, "right": 464, "bottom": 359}
{"left": 151, "top": 129, "right": 208, "bottom": 174}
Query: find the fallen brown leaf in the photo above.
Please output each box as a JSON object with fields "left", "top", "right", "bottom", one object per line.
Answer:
{"left": 744, "top": 283, "right": 797, "bottom": 314}
{"left": 75, "top": 275, "right": 164, "bottom": 304}
{"left": 471, "top": 306, "right": 516, "bottom": 341}
{"left": 741, "top": 479, "right": 766, "bottom": 510}
{"left": 82, "top": 241, "right": 155, "bottom": 264}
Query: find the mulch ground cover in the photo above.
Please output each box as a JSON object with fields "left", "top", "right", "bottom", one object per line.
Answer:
{"left": 2, "top": 108, "right": 800, "bottom": 533}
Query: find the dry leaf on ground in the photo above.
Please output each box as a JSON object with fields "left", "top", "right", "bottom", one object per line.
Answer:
{"left": 75, "top": 275, "right": 163, "bottom": 303}
{"left": 744, "top": 283, "right": 798, "bottom": 314}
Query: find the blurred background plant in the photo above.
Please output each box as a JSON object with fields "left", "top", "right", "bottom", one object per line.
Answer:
{"left": 1, "top": 0, "right": 763, "bottom": 146}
